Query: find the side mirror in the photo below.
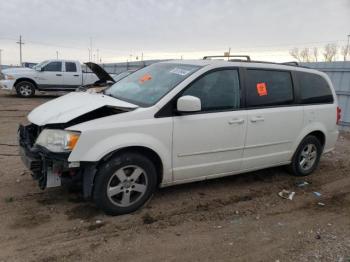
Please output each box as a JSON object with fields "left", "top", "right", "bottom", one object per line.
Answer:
{"left": 35, "top": 67, "right": 43, "bottom": 72}
{"left": 177, "top": 95, "right": 201, "bottom": 113}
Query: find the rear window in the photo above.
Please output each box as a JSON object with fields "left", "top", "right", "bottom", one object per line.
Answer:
{"left": 246, "top": 69, "right": 294, "bottom": 107}
{"left": 298, "top": 72, "right": 333, "bottom": 104}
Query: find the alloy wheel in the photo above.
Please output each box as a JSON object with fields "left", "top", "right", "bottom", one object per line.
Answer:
{"left": 107, "top": 165, "right": 148, "bottom": 207}
{"left": 299, "top": 143, "right": 317, "bottom": 171}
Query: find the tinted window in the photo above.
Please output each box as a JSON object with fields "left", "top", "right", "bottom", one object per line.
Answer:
{"left": 43, "top": 62, "right": 62, "bottom": 72}
{"left": 182, "top": 69, "right": 240, "bottom": 111}
{"left": 65, "top": 62, "right": 77, "bottom": 72}
{"left": 246, "top": 69, "right": 293, "bottom": 107}
{"left": 298, "top": 72, "right": 333, "bottom": 104}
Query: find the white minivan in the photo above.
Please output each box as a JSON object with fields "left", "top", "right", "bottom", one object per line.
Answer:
{"left": 19, "top": 57, "right": 340, "bottom": 215}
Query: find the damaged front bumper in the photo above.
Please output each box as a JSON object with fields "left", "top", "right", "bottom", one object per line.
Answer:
{"left": 18, "top": 124, "right": 97, "bottom": 198}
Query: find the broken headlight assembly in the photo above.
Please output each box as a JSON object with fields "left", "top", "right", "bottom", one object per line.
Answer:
{"left": 35, "top": 129, "right": 80, "bottom": 153}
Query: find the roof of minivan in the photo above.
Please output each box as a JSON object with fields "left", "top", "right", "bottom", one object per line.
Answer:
{"left": 160, "top": 59, "right": 326, "bottom": 76}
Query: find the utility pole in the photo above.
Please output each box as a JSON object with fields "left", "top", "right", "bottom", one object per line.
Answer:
{"left": 347, "top": 34, "right": 350, "bottom": 61}
{"left": 96, "top": 49, "right": 99, "bottom": 63}
{"left": 89, "top": 37, "right": 93, "bottom": 62}
{"left": 56, "top": 51, "right": 59, "bottom": 59}
{"left": 0, "top": 49, "right": 3, "bottom": 73}
{"left": 16, "top": 35, "right": 24, "bottom": 66}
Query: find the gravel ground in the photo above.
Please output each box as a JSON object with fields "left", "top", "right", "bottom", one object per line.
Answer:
{"left": 0, "top": 90, "right": 349, "bottom": 262}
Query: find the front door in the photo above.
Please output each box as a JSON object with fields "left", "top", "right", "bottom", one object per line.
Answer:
{"left": 172, "top": 69, "right": 247, "bottom": 182}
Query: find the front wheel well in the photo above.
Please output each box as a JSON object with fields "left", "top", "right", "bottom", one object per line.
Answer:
{"left": 98, "top": 146, "right": 164, "bottom": 186}
{"left": 14, "top": 78, "right": 38, "bottom": 89}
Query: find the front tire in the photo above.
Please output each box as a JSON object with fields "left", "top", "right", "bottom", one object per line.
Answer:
{"left": 15, "top": 81, "right": 35, "bottom": 97}
{"left": 93, "top": 152, "right": 157, "bottom": 215}
{"left": 289, "top": 135, "right": 322, "bottom": 176}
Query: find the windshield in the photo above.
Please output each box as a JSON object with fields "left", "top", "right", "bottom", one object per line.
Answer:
{"left": 33, "top": 60, "right": 49, "bottom": 70}
{"left": 113, "top": 71, "right": 132, "bottom": 82}
{"left": 106, "top": 63, "right": 201, "bottom": 106}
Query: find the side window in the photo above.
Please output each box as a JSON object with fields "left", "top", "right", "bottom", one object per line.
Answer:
{"left": 65, "top": 62, "right": 77, "bottom": 72}
{"left": 182, "top": 69, "right": 240, "bottom": 111}
{"left": 43, "top": 62, "right": 62, "bottom": 72}
{"left": 246, "top": 69, "right": 293, "bottom": 107}
{"left": 298, "top": 72, "right": 333, "bottom": 104}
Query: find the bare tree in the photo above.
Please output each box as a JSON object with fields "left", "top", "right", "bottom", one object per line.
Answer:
{"left": 340, "top": 45, "right": 349, "bottom": 61}
{"left": 313, "top": 47, "right": 318, "bottom": 62}
{"left": 289, "top": 48, "right": 301, "bottom": 62}
{"left": 323, "top": 44, "right": 338, "bottom": 62}
{"left": 300, "top": 48, "right": 312, "bottom": 62}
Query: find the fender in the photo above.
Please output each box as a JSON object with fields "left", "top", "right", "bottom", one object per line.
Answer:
{"left": 68, "top": 132, "right": 173, "bottom": 184}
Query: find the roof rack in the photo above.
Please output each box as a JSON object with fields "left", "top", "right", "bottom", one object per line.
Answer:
{"left": 281, "top": 61, "right": 299, "bottom": 66}
{"left": 202, "top": 55, "right": 308, "bottom": 68}
{"left": 203, "top": 55, "right": 251, "bottom": 61}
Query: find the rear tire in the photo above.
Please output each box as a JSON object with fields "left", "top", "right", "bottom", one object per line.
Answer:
{"left": 93, "top": 152, "right": 157, "bottom": 215}
{"left": 15, "top": 81, "right": 35, "bottom": 97}
{"left": 289, "top": 135, "right": 322, "bottom": 176}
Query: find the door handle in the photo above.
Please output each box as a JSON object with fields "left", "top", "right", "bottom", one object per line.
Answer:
{"left": 228, "top": 119, "right": 245, "bottom": 125}
{"left": 73, "top": 74, "right": 80, "bottom": 77}
{"left": 56, "top": 74, "right": 62, "bottom": 76}
{"left": 250, "top": 116, "right": 265, "bottom": 123}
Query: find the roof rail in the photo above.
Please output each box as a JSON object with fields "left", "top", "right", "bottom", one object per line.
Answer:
{"left": 281, "top": 61, "right": 299, "bottom": 66}
{"left": 203, "top": 55, "right": 251, "bottom": 61}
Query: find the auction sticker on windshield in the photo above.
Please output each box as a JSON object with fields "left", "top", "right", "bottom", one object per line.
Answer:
{"left": 170, "top": 67, "right": 192, "bottom": 76}
{"left": 139, "top": 74, "right": 152, "bottom": 84}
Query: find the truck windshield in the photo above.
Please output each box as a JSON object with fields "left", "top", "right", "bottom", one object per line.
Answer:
{"left": 33, "top": 60, "right": 49, "bottom": 70}
{"left": 106, "top": 63, "right": 201, "bottom": 106}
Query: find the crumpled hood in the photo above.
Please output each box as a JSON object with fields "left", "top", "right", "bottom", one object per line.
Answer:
{"left": 28, "top": 92, "right": 138, "bottom": 126}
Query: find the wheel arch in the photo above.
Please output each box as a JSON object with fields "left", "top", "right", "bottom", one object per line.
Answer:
{"left": 291, "top": 125, "right": 327, "bottom": 160}
{"left": 14, "top": 78, "right": 38, "bottom": 89}
{"left": 306, "top": 130, "right": 326, "bottom": 148}
{"left": 97, "top": 146, "right": 164, "bottom": 187}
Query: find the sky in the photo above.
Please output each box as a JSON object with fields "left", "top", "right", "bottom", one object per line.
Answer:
{"left": 0, "top": 0, "right": 349, "bottom": 65}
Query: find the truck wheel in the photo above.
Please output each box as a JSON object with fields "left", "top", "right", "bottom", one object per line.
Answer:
{"left": 93, "top": 152, "right": 157, "bottom": 215}
{"left": 15, "top": 81, "right": 35, "bottom": 97}
{"left": 289, "top": 135, "right": 322, "bottom": 176}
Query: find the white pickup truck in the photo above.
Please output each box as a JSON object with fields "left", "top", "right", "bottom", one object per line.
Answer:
{"left": 0, "top": 59, "right": 115, "bottom": 97}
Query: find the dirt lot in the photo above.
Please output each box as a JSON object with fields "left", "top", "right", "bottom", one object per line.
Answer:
{"left": 0, "top": 90, "right": 349, "bottom": 262}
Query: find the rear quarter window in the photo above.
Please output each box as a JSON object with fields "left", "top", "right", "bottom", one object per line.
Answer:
{"left": 246, "top": 69, "right": 294, "bottom": 107}
{"left": 298, "top": 72, "right": 334, "bottom": 104}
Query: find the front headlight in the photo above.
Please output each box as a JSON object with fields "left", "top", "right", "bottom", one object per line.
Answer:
{"left": 35, "top": 129, "right": 80, "bottom": 153}
{"left": 5, "top": 75, "right": 15, "bottom": 80}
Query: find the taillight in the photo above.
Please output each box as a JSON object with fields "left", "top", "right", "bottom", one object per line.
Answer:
{"left": 336, "top": 106, "right": 341, "bottom": 125}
